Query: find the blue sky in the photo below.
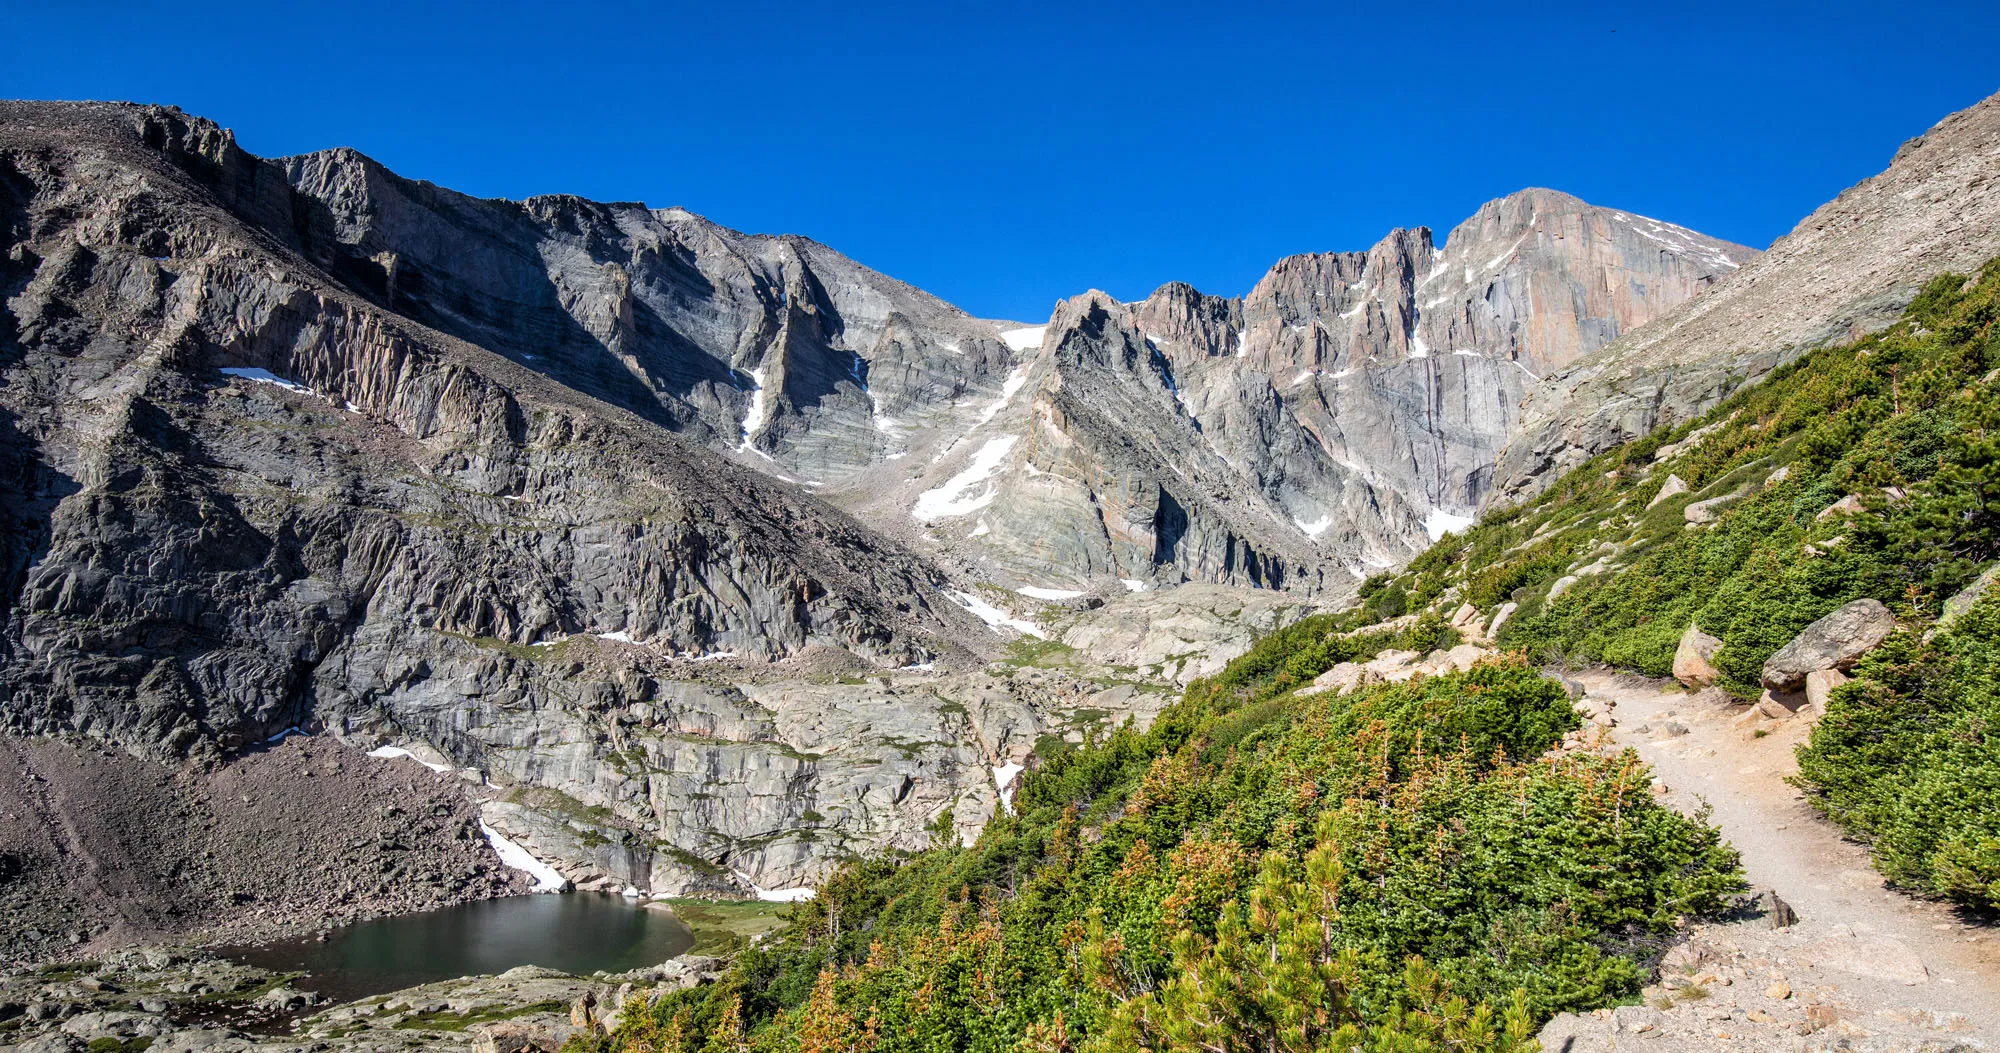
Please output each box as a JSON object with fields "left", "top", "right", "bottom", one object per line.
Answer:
{"left": 6, "top": 1, "right": 1998, "bottom": 322}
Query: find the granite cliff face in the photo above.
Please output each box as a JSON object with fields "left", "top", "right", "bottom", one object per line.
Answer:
{"left": 267, "top": 146, "right": 1754, "bottom": 596}
{"left": 1491, "top": 89, "right": 2000, "bottom": 508}
{"left": 0, "top": 99, "right": 1757, "bottom": 902}
{"left": 0, "top": 101, "right": 1052, "bottom": 894}
{"left": 280, "top": 148, "right": 1023, "bottom": 485}
{"left": 859, "top": 190, "right": 1754, "bottom": 591}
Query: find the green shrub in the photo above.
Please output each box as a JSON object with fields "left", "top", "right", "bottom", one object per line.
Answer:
{"left": 605, "top": 661, "right": 1737, "bottom": 1052}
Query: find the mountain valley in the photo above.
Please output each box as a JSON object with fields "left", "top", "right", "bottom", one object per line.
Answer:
{"left": 1, "top": 85, "right": 1998, "bottom": 1053}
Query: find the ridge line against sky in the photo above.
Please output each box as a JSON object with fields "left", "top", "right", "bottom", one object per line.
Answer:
{"left": 6, "top": 0, "right": 1999, "bottom": 322}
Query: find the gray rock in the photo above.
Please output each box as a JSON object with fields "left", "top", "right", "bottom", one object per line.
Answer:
{"left": 1744, "top": 888, "right": 1799, "bottom": 928}
{"left": 1940, "top": 564, "right": 2000, "bottom": 628}
{"left": 1646, "top": 473, "right": 1690, "bottom": 509}
{"left": 1493, "top": 89, "right": 2000, "bottom": 510}
{"left": 1761, "top": 599, "right": 1896, "bottom": 690}
{"left": 1682, "top": 492, "right": 1742, "bottom": 524}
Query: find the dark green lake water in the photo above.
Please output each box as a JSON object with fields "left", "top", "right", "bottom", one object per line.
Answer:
{"left": 226, "top": 893, "right": 695, "bottom": 1003}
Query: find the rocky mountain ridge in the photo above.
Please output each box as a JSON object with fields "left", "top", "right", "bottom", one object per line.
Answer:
{"left": 867, "top": 190, "right": 1754, "bottom": 593}
{"left": 268, "top": 130, "right": 1756, "bottom": 598}
{"left": 1492, "top": 88, "right": 2000, "bottom": 508}
{"left": 0, "top": 100, "right": 1335, "bottom": 899}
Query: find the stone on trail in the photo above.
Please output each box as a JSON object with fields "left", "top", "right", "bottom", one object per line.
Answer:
{"left": 1804, "top": 667, "right": 1850, "bottom": 710}
{"left": 1672, "top": 622, "right": 1723, "bottom": 688}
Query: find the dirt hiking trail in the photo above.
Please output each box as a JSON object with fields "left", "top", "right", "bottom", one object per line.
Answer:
{"left": 1537, "top": 670, "right": 1997, "bottom": 1052}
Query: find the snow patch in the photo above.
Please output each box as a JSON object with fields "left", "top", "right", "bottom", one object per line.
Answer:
{"left": 734, "top": 870, "right": 817, "bottom": 902}
{"left": 480, "top": 821, "right": 569, "bottom": 892}
{"left": 1294, "top": 515, "right": 1333, "bottom": 537}
{"left": 366, "top": 745, "right": 455, "bottom": 773}
{"left": 975, "top": 364, "right": 1032, "bottom": 426}
{"left": 1017, "top": 586, "right": 1085, "bottom": 601}
{"left": 1339, "top": 300, "right": 1368, "bottom": 319}
{"left": 946, "top": 589, "right": 1047, "bottom": 639}
{"left": 738, "top": 367, "right": 770, "bottom": 449}
{"left": 999, "top": 326, "right": 1047, "bottom": 352}
{"left": 221, "top": 367, "right": 314, "bottom": 395}
{"left": 914, "top": 436, "right": 1017, "bottom": 520}
{"left": 263, "top": 727, "right": 306, "bottom": 745}
{"left": 993, "top": 761, "right": 1026, "bottom": 813}
{"left": 1424, "top": 509, "right": 1476, "bottom": 541}
{"left": 1409, "top": 335, "right": 1430, "bottom": 359}
{"left": 1121, "top": 579, "right": 1148, "bottom": 592}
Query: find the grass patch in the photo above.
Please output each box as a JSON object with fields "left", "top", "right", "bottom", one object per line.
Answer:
{"left": 659, "top": 899, "right": 793, "bottom": 957}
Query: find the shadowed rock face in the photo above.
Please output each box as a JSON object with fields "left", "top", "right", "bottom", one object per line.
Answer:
{"left": 0, "top": 98, "right": 1757, "bottom": 898}
{"left": 0, "top": 101, "right": 1040, "bottom": 890}
{"left": 275, "top": 144, "right": 1753, "bottom": 595}
{"left": 1491, "top": 89, "right": 2000, "bottom": 510}
{"left": 280, "top": 147, "right": 1022, "bottom": 484}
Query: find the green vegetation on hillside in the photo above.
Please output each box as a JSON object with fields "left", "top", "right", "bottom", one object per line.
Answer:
{"left": 1340, "top": 260, "right": 2000, "bottom": 911}
{"left": 579, "top": 261, "right": 2000, "bottom": 1051}
{"left": 1797, "top": 595, "right": 2000, "bottom": 909}
{"left": 577, "top": 636, "right": 1738, "bottom": 1052}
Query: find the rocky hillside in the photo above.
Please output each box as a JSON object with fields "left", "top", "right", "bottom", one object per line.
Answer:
{"left": 0, "top": 101, "right": 1057, "bottom": 897}
{"left": 268, "top": 134, "right": 1753, "bottom": 596}
{"left": 0, "top": 102, "right": 1342, "bottom": 901}
{"left": 1492, "top": 88, "right": 2000, "bottom": 508}
{"left": 1359, "top": 257, "right": 2000, "bottom": 919}
{"left": 868, "top": 190, "right": 1754, "bottom": 593}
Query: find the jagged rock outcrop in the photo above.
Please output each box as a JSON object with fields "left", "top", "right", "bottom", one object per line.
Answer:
{"left": 1493, "top": 89, "right": 2000, "bottom": 508}
{"left": 0, "top": 101, "right": 1050, "bottom": 892}
{"left": 0, "top": 99, "right": 1760, "bottom": 899}
{"left": 280, "top": 148, "right": 1021, "bottom": 483}
{"left": 874, "top": 194, "right": 1753, "bottom": 589}
{"left": 264, "top": 139, "right": 1758, "bottom": 594}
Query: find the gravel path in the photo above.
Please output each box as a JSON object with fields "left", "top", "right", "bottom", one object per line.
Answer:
{"left": 1539, "top": 671, "right": 1998, "bottom": 1050}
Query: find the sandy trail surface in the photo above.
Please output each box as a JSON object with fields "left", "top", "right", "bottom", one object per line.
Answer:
{"left": 1538, "top": 670, "right": 1997, "bottom": 1050}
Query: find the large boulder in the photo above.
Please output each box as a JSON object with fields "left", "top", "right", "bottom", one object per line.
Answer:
{"left": 1448, "top": 603, "right": 1488, "bottom": 642}
{"left": 1672, "top": 623, "right": 1724, "bottom": 688}
{"left": 1683, "top": 492, "right": 1742, "bottom": 524}
{"left": 1761, "top": 599, "right": 1896, "bottom": 691}
{"left": 1422, "top": 643, "right": 1491, "bottom": 676}
{"left": 1362, "top": 649, "right": 1423, "bottom": 683}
